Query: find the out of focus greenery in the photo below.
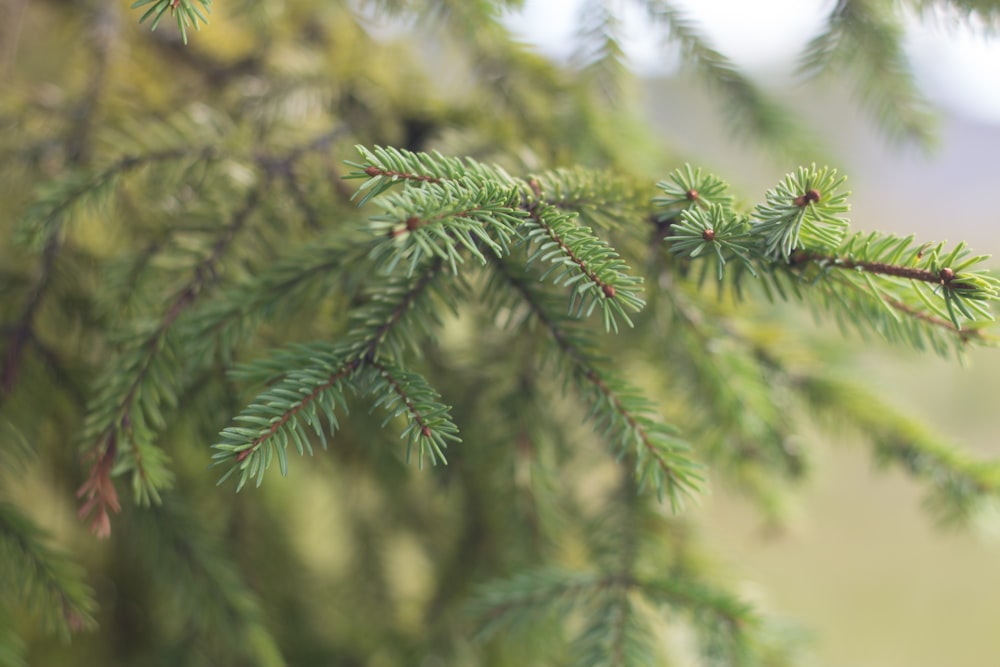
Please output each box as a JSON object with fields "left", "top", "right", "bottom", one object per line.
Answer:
{"left": 2, "top": 1, "right": 1000, "bottom": 666}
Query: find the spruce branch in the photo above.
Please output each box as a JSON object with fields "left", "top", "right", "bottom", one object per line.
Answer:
{"left": 0, "top": 233, "right": 60, "bottom": 399}
{"left": 213, "top": 350, "right": 360, "bottom": 491}
{"left": 15, "top": 148, "right": 215, "bottom": 250}
{"left": 527, "top": 167, "right": 645, "bottom": 232}
{"left": 187, "top": 237, "right": 371, "bottom": 356}
{"left": 367, "top": 180, "right": 525, "bottom": 275}
{"left": 641, "top": 0, "right": 812, "bottom": 153}
{"left": 751, "top": 165, "right": 850, "bottom": 261}
{"left": 668, "top": 204, "right": 756, "bottom": 281}
{"left": 491, "top": 258, "right": 702, "bottom": 508}
{"left": 800, "top": 0, "right": 936, "bottom": 146}
{"left": 652, "top": 164, "right": 733, "bottom": 216}
{"left": 904, "top": 0, "right": 1000, "bottom": 32}
{"left": 0, "top": 606, "right": 27, "bottom": 667}
{"left": 366, "top": 359, "right": 460, "bottom": 466}
{"left": 131, "top": 0, "right": 212, "bottom": 45}
{"left": 129, "top": 501, "right": 285, "bottom": 666}
{"left": 350, "top": 146, "right": 647, "bottom": 331}
{"left": 663, "top": 289, "right": 807, "bottom": 492}
{"left": 665, "top": 167, "right": 998, "bottom": 352}
{"left": 522, "top": 201, "right": 646, "bottom": 331}
{"left": 214, "top": 260, "right": 457, "bottom": 488}
{"left": 573, "top": 588, "right": 656, "bottom": 667}
{"left": 0, "top": 502, "right": 97, "bottom": 638}
{"left": 471, "top": 568, "right": 625, "bottom": 640}
{"left": 344, "top": 145, "right": 518, "bottom": 207}
{"left": 79, "top": 180, "right": 268, "bottom": 532}
{"left": 797, "top": 373, "right": 1000, "bottom": 525}
{"left": 572, "top": 0, "right": 630, "bottom": 102}
{"left": 783, "top": 234, "right": 999, "bottom": 338}
{"left": 643, "top": 576, "right": 757, "bottom": 664}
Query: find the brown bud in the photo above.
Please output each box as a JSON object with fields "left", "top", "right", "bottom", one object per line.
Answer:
{"left": 939, "top": 267, "right": 955, "bottom": 283}
{"left": 794, "top": 189, "right": 821, "bottom": 207}
{"left": 602, "top": 284, "right": 616, "bottom": 299}
{"left": 702, "top": 229, "right": 716, "bottom": 241}
{"left": 686, "top": 189, "right": 699, "bottom": 201}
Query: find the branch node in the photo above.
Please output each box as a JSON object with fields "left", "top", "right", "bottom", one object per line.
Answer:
{"left": 794, "top": 189, "right": 821, "bottom": 207}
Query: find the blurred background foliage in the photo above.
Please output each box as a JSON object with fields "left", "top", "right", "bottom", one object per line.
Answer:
{"left": 1, "top": 0, "right": 1000, "bottom": 665}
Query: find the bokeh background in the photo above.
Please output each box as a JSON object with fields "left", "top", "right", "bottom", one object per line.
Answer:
{"left": 513, "top": 1, "right": 1000, "bottom": 664}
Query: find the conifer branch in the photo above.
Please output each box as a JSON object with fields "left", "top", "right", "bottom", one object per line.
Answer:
{"left": 15, "top": 148, "right": 215, "bottom": 249}
{"left": 0, "top": 234, "right": 60, "bottom": 399}
{"left": 752, "top": 165, "right": 850, "bottom": 260}
{"left": 345, "top": 145, "right": 518, "bottom": 207}
{"left": 491, "top": 259, "right": 702, "bottom": 508}
{"left": 528, "top": 167, "right": 645, "bottom": 231}
{"left": 652, "top": 164, "right": 733, "bottom": 215}
{"left": 214, "top": 260, "right": 455, "bottom": 488}
{"left": 130, "top": 501, "right": 285, "bottom": 666}
{"left": 471, "top": 568, "right": 619, "bottom": 639}
{"left": 522, "top": 201, "right": 646, "bottom": 331}
{"left": 642, "top": 576, "right": 757, "bottom": 661}
{"left": 665, "top": 167, "right": 998, "bottom": 352}
{"left": 641, "top": 0, "right": 812, "bottom": 153}
{"left": 0, "top": 502, "right": 97, "bottom": 638}
{"left": 367, "top": 181, "right": 524, "bottom": 275}
{"left": 800, "top": 0, "right": 936, "bottom": 146}
{"left": 131, "top": 0, "right": 212, "bottom": 45}
{"left": 187, "top": 237, "right": 370, "bottom": 354}
{"left": 664, "top": 288, "right": 806, "bottom": 486}
{"left": 797, "top": 373, "right": 1000, "bottom": 525}
{"left": 80, "top": 180, "right": 268, "bottom": 530}
{"left": 366, "top": 359, "right": 460, "bottom": 466}
{"left": 573, "top": 0, "right": 629, "bottom": 101}
{"left": 574, "top": 588, "right": 655, "bottom": 667}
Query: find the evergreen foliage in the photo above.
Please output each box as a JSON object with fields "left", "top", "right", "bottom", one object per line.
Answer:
{"left": 2, "top": 1, "right": 1000, "bottom": 665}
